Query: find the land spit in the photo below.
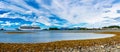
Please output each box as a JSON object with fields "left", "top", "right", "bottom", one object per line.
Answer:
{"left": 0, "top": 30, "right": 120, "bottom": 52}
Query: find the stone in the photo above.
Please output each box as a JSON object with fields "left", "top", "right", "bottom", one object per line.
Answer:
{"left": 116, "top": 46, "right": 120, "bottom": 49}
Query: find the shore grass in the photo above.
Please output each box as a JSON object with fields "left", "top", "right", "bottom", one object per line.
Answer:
{"left": 0, "top": 32, "right": 120, "bottom": 51}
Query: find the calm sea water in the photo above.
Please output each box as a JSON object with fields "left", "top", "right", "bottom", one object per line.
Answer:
{"left": 0, "top": 30, "right": 115, "bottom": 43}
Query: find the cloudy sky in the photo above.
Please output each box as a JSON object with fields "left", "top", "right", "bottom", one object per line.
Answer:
{"left": 0, "top": 0, "right": 120, "bottom": 29}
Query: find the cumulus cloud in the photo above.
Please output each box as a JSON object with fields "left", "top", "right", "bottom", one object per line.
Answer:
{"left": 0, "top": 0, "right": 120, "bottom": 28}
{"left": 37, "top": 16, "right": 51, "bottom": 26}
{"left": 1, "top": 21, "right": 20, "bottom": 27}
{"left": 104, "top": 3, "right": 120, "bottom": 18}
{"left": 0, "top": 21, "right": 3, "bottom": 23}
{"left": 46, "top": 0, "right": 113, "bottom": 25}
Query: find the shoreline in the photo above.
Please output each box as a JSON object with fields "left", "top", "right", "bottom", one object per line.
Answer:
{"left": 0, "top": 30, "right": 120, "bottom": 51}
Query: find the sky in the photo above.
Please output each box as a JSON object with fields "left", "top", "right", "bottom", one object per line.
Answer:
{"left": 0, "top": 0, "right": 120, "bottom": 29}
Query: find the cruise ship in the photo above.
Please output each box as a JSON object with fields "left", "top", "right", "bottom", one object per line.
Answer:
{"left": 17, "top": 26, "right": 41, "bottom": 31}
{"left": 17, "top": 17, "right": 41, "bottom": 31}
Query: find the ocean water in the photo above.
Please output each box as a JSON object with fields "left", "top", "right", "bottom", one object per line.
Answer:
{"left": 0, "top": 30, "right": 115, "bottom": 43}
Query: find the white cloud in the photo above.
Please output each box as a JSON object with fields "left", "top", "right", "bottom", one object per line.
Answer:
{"left": 1, "top": 21, "right": 12, "bottom": 26}
{"left": 21, "top": 24, "right": 30, "bottom": 26}
{"left": 0, "top": 1, "right": 26, "bottom": 12}
{"left": 103, "top": 3, "right": 120, "bottom": 18}
{"left": 0, "top": 12, "right": 34, "bottom": 22}
{"left": 36, "top": 16, "right": 51, "bottom": 26}
{"left": 1, "top": 21, "right": 20, "bottom": 27}
{"left": 45, "top": 0, "right": 120, "bottom": 27}
{"left": 14, "top": 22, "right": 20, "bottom": 25}
{"left": 0, "top": 21, "right": 3, "bottom": 23}
{"left": 47, "top": 0, "right": 111, "bottom": 24}
{"left": 0, "top": 0, "right": 120, "bottom": 28}
{"left": 0, "top": 12, "right": 9, "bottom": 17}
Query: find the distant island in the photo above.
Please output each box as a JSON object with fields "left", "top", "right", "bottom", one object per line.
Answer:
{"left": 47, "top": 25, "right": 120, "bottom": 30}
{"left": 1, "top": 25, "right": 120, "bottom": 31}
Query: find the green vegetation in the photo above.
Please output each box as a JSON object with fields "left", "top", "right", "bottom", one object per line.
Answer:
{"left": 102, "top": 25, "right": 120, "bottom": 28}
{"left": 80, "top": 28, "right": 88, "bottom": 30}
{"left": 48, "top": 25, "right": 120, "bottom": 30}
{"left": 49, "top": 27, "right": 60, "bottom": 30}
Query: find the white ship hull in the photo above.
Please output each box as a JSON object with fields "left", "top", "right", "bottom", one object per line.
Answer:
{"left": 17, "top": 26, "right": 41, "bottom": 31}
{"left": 19, "top": 29, "right": 41, "bottom": 31}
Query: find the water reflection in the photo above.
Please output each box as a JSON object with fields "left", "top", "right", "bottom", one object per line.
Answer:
{"left": 0, "top": 31, "right": 115, "bottom": 43}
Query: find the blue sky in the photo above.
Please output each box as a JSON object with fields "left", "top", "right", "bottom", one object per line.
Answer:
{"left": 0, "top": 0, "right": 120, "bottom": 29}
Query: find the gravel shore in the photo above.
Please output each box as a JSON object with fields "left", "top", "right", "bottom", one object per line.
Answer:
{"left": 52, "top": 43, "right": 120, "bottom": 52}
{"left": 1, "top": 42, "right": 120, "bottom": 52}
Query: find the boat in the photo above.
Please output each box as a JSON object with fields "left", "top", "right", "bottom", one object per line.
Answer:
{"left": 17, "top": 17, "right": 41, "bottom": 31}
{"left": 17, "top": 25, "right": 41, "bottom": 31}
